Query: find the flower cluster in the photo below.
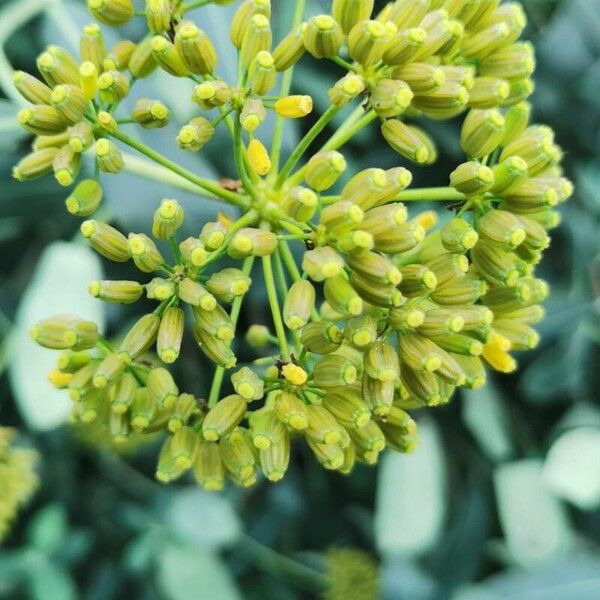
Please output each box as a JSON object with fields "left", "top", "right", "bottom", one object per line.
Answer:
{"left": 14, "top": 0, "right": 571, "bottom": 490}
{"left": 0, "top": 428, "right": 39, "bottom": 542}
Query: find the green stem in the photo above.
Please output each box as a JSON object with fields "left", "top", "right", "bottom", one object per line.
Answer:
{"left": 321, "top": 108, "right": 377, "bottom": 152}
{"left": 275, "top": 105, "right": 340, "bottom": 189}
{"left": 233, "top": 112, "right": 258, "bottom": 200}
{"left": 109, "top": 128, "right": 249, "bottom": 208}
{"left": 262, "top": 253, "right": 289, "bottom": 361}
{"left": 208, "top": 256, "right": 255, "bottom": 408}
{"left": 270, "top": 0, "right": 307, "bottom": 173}
{"left": 238, "top": 534, "right": 330, "bottom": 593}
{"left": 319, "top": 103, "right": 365, "bottom": 151}
{"left": 330, "top": 56, "right": 356, "bottom": 72}
{"left": 321, "top": 186, "right": 466, "bottom": 205}
{"left": 182, "top": 0, "right": 211, "bottom": 11}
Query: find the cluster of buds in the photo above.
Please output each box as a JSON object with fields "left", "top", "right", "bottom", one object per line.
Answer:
{"left": 15, "top": 0, "right": 571, "bottom": 490}
{"left": 0, "top": 428, "right": 39, "bottom": 541}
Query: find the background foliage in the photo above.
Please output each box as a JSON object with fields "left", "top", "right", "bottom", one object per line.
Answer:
{"left": 0, "top": 0, "right": 599, "bottom": 598}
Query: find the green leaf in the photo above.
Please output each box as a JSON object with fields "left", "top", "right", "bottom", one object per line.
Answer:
{"left": 8, "top": 241, "right": 105, "bottom": 430}
{"left": 157, "top": 543, "right": 242, "bottom": 600}
{"left": 543, "top": 427, "right": 600, "bottom": 510}
{"left": 494, "top": 459, "right": 573, "bottom": 568}
{"left": 24, "top": 553, "right": 77, "bottom": 600}
{"left": 462, "top": 383, "right": 514, "bottom": 463}
{"left": 27, "top": 504, "right": 68, "bottom": 556}
{"left": 375, "top": 418, "right": 446, "bottom": 557}
{"left": 166, "top": 489, "right": 241, "bottom": 550}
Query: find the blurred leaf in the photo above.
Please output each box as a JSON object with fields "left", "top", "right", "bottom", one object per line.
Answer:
{"left": 24, "top": 553, "right": 77, "bottom": 600}
{"left": 166, "top": 489, "right": 241, "bottom": 551}
{"left": 157, "top": 543, "right": 241, "bottom": 600}
{"left": 0, "top": 100, "right": 26, "bottom": 151}
{"left": 9, "top": 241, "right": 105, "bottom": 430}
{"left": 27, "top": 504, "right": 68, "bottom": 556}
{"left": 375, "top": 418, "right": 446, "bottom": 557}
{"left": 494, "top": 459, "right": 573, "bottom": 568}
{"left": 381, "top": 557, "right": 440, "bottom": 600}
{"left": 462, "top": 382, "right": 514, "bottom": 463}
{"left": 543, "top": 427, "right": 600, "bottom": 510}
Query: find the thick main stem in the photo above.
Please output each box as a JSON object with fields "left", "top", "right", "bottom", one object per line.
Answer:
{"left": 108, "top": 129, "right": 249, "bottom": 208}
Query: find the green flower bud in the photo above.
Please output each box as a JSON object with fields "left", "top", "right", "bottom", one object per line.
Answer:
{"left": 193, "top": 303, "right": 234, "bottom": 343}
{"left": 302, "top": 246, "right": 344, "bottom": 281}
{"left": 412, "top": 82, "right": 469, "bottom": 119}
{"left": 36, "top": 47, "right": 79, "bottom": 87}
{"left": 145, "top": 0, "right": 172, "bottom": 33}
{"left": 97, "top": 70, "right": 129, "bottom": 104}
{"left": 248, "top": 50, "right": 276, "bottom": 95}
{"left": 430, "top": 333, "right": 483, "bottom": 357}
{"left": 461, "top": 22, "right": 511, "bottom": 60}
{"left": 176, "top": 117, "right": 214, "bottom": 152}
{"left": 272, "top": 23, "right": 306, "bottom": 71}
{"left": 95, "top": 138, "right": 124, "bottom": 174}
{"left": 393, "top": 62, "right": 446, "bottom": 93}
{"left": 480, "top": 41, "right": 535, "bottom": 82}
{"left": 306, "top": 438, "right": 345, "bottom": 470}
{"left": 439, "top": 218, "right": 479, "bottom": 252}
{"left": 127, "top": 233, "right": 164, "bottom": 273}
{"left": 17, "top": 105, "right": 67, "bottom": 136}
{"left": 477, "top": 209, "right": 526, "bottom": 248}
{"left": 80, "top": 23, "right": 105, "bottom": 72}
{"left": 411, "top": 10, "right": 455, "bottom": 61}
{"left": 231, "top": 367, "right": 264, "bottom": 401}
{"left": 111, "top": 372, "right": 138, "bottom": 414}
{"left": 131, "top": 387, "right": 158, "bottom": 433}
{"left": 67, "top": 362, "right": 97, "bottom": 401}
{"left": 383, "top": 27, "right": 427, "bottom": 65}
{"left": 89, "top": 279, "right": 142, "bottom": 303}
{"left": 245, "top": 324, "right": 271, "bottom": 348}
{"left": 502, "top": 101, "right": 531, "bottom": 145}
{"left": 281, "top": 186, "right": 318, "bottom": 222}
{"left": 219, "top": 428, "right": 257, "bottom": 483}
{"left": 119, "top": 313, "right": 161, "bottom": 360}
{"left": 147, "top": 367, "right": 178, "bottom": 409}
{"left": 349, "top": 271, "right": 402, "bottom": 308}
{"left": 323, "top": 275, "right": 364, "bottom": 317}
{"left": 31, "top": 315, "right": 98, "bottom": 351}
{"left": 348, "top": 419, "right": 385, "bottom": 462}
{"left": 482, "top": 280, "right": 532, "bottom": 313}
{"left": 339, "top": 168, "right": 387, "bottom": 209}
{"left": 343, "top": 315, "right": 377, "bottom": 348}
{"left": 193, "top": 441, "right": 225, "bottom": 490}
{"left": 157, "top": 306, "right": 185, "bottom": 364}
{"left": 348, "top": 19, "right": 389, "bottom": 67}
{"left": 146, "top": 274, "right": 175, "bottom": 298}
{"left": 32, "top": 132, "right": 70, "bottom": 151}
{"left": 452, "top": 354, "right": 486, "bottom": 389}
{"left": 417, "top": 306, "right": 468, "bottom": 337}
{"left": 321, "top": 389, "right": 369, "bottom": 429}
{"left": 155, "top": 437, "right": 186, "bottom": 482}
{"left": 228, "top": 227, "right": 278, "bottom": 258}
{"left": 168, "top": 393, "right": 201, "bottom": 432}
{"left": 93, "top": 353, "right": 126, "bottom": 388}
{"left": 151, "top": 36, "right": 190, "bottom": 77}
{"left": 387, "top": 0, "right": 430, "bottom": 28}
{"left": 303, "top": 14, "right": 344, "bottom": 59}
{"left": 179, "top": 237, "right": 208, "bottom": 268}
{"left": 175, "top": 21, "right": 218, "bottom": 75}
{"left": 500, "top": 125, "right": 561, "bottom": 176}
{"left": 460, "top": 108, "right": 505, "bottom": 158}
{"left": 57, "top": 350, "right": 92, "bottom": 373}
{"left": 259, "top": 428, "right": 290, "bottom": 482}
{"left": 304, "top": 151, "right": 346, "bottom": 191}
{"left": 381, "top": 119, "right": 436, "bottom": 165}
{"left": 347, "top": 248, "right": 402, "bottom": 285}
{"left": 282, "top": 280, "right": 315, "bottom": 330}
{"left": 490, "top": 156, "right": 529, "bottom": 195}
{"left": 362, "top": 375, "right": 394, "bottom": 417}
{"left": 13, "top": 71, "right": 52, "bottom": 104}
{"left": 206, "top": 269, "right": 251, "bottom": 304}
{"left": 12, "top": 148, "right": 58, "bottom": 182}
{"left": 79, "top": 61, "right": 98, "bottom": 100}
{"left": 300, "top": 321, "right": 343, "bottom": 355}
{"left": 169, "top": 426, "right": 200, "bottom": 471}
{"left": 129, "top": 37, "right": 158, "bottom": 78}
{"left": 103, "top": 39, "right": 136, "bottom": 71}
{"left": 52, "top": 145, "right": 81, "bottom": 187}
{"left": 151, "top": 198, "right": 183, "bottom": 239}
{"left": 80, "top": 219, "right": 130, "bottom": 261}
{"left": 370, "top": 78, "right": 413, "bottom": 118}
{"left": 471, "top": 239, "right": 525, "bottom": 287}
{"left": 380, "top": 422, "right": 419, "bottom": 453}
{"left": 273, "top": 391, "right": 308, "bottom": 431}
{"left": 239, "top": 98, "right": 266, "bottom": 133}
{"left": 450, "top": 161, "right": 494, "bottom": 196}
{"left": 332, "top": 0, "right": 374, "bottom": 34}
{"left": 431, "top": 272, "right": 487, "bottom": 306}
{"left": 306, "top": 405, "right": 343, "bottom": 445}
{"left": 192, "top": 322, "right": 237, "bottom": 368}
{"left": 363, "top": 341, "right": 399, "bottom": 383}
{"left": 467, "top": 76, "right": 510, "bottom": 109}
{"left": 399, "top": 333, "right": 444, "bottom": 372}
{"left": 68, "top": 122, "right": 94, "bottom": 154}
{"left": 131, "top": 98, "right": 170, "bottom": 129}
{"left": 87, "top": 0, "right": 134, "bottom": 26}
{"left": 328, "top": 73, "right": 365, "bottom": 107}
{"left": 230, "top": 0, "right": 271, "bottom": 49}
{"left": 320, "top": 200, "right": 363, "bottom": 234}
{"left": 78, "top": 388, "right": 103, "bottom": 423}
{"left": 314, "top": 354, "right": 359, "bottom": 389}
{"left": 248, "top": 407, "right": 284, "bottom": 449}
{"left": 241, "top": 13, "right": 272, "bottom": 68}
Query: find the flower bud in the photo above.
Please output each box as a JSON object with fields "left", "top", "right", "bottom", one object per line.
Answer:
{"left": 93, "top": 353, "right": 126, "bottom": 388}
{"left": 273, "top": 391, "right": 308, "bottom": 430}
{"left": 324, "top": 275, "right": 364, "bottom": 317}
{"left": 13, "top": 71, "right": 52, "bottom": 104}
{"left": 249, "top": 408, "right": 284, "bottom": 449}
{"left": 68, "top": 121, "right": 94, "bottom": 153}
{"left": 347, "top": 248, "right": 402, "bottom": 285}
{"left": 97, "top": 70, "right": 130, "bottom": 104}
{"left": 450, "top": 161, "right": 494, "bottom": 196}
{"left": 460, "top": 108, "right": 505, "bottom": 158}
{"left": 151, "top": 198, "right": 184, "bottom": 239}
{"left": 179, "top": 237, "right": 208, "bottom": 267}
{"left": 206, "top": 269, "right": 250, "bottom": 304}
{"left": 176, "top": 117, "right": 215, "bottom": 152}
{"left": 381, "top": 119, "right": 436, "bottom": 164}
{"left": 168, "top": 393, "right": 201, "bottom": 433}
{"left": 12, "top": 148, "right": 58, "bottom": 182}
{"left": 17, "top": 105, "right": 67, "bottom": 136}
{"left": 193, "top": 303, "right": 234, "bottom": 342}
{"left": 52, "top": 145, "right": 81, "bottom": 187}
{"left": 340, "top": 168, "right": 389, "bottom": 209}
{"left": 304, "top": 151, "right": 346, "bottom": 191}
{"left": 57, "top": 350, "right": 92, "bottom": 373}
{"left": 306, "top": 439, "right": 345, "bottom": 470}
{"left": 477, "top": 209, "right": 526, "bottom": 248}
{"left": 481, "top": 330, "right": 516, "bottom": 373}
{"left": 157, "top": 306, "right": 184, "bottom": 364}
{"left": 220, "top": 428, "right": 257, "bottom": 484}
{"left": 67, "top": 362, "right": 97, "bottom": 400}
{"left": 418, "top": 306, "right": 467, "bottom": 337}
{"left": 303, "top": 15, "right": 344, "bottom": 59}
{"left": 87, "top": 0, "right": 134, "bottom": 26}
{"left": 462, "top": 23, "right": 511, "bottom": 60}
{"left": 79, "top": 61, "right": 98, "bottom": 100}
{"left": 88, "top": 279, "right": 143, "bottom": 303}
{"left": 364, "top": 341, "right": 399, "bottom": 382}
{"left": 249, "top": 50, "right": 276, "bottom": 95}
{"left": 228, "top": 228, "right": 278, "bottom": 258}
{"left": 229, "top": 367, "right": 263, "bottom": 402}
{"left": 370, "top": 78, "right": 413, "bottom": 118}
{"left": 468, "top": 76, "right": 510, "bottom": 109}
{"left": 393, "top": 62, "right": 446, "bottom": 93}
{"left": 302, "top": 246, "right": 344, "bottom": 281}
{"left": 471, "top": 240, "right": 525, "bottom": 287}
{"left": 193, "top": 323, "right": 237, "bottom": 368}
{"left": 348, "top": 19, "right": 389, "bottom": 67}
{"left": 349, "top": 271, "right": 402, "bottom": 308}
{"left": 274, "top": 95, "right": 313, "bottom": 119}
{"left": 431, "top": 272, "right": 487, "bottom": 306}
{"left": 36, "top": 47, "right": 79, "bottom": 87}
{"left": 259, "top": 428, "right": 290, "bottom": 482}
{"left": 389, "top": 304, "right": 426, "bottom": 331}
{"left": 245, "top": 324, "right": 271, "bottom": 348}
{"left": 151, "top": 36, "right": 190, "bottom": 77}
{"left": 281, "top": 363, "right": 308, "bottom": 386}
{"left": 203, "top": 395, "right": 247, "bottom": 441}
{"left": 412, "top": 82, "right": 469, "bottom": 119}
{"left": 146, "top": 277, "right": 176, "bottom": 301}
{"left": 31, "top": 315, "right": 98, "bottom": 351}
{"left": 175, "top": 21, "right": 218, "bottom": 75}
{"left": 328, "top": 73, "right": 365, "bottom": 107}
{"left": 131, "top": 98, "right": 170, "bottom": 129}
{"left": 78, "top": 389, "right": 103, "bottom": 422}
{"left": 103, "top": 40, "right": 136, "bottom": 71}
{"left": 314, "top": 354, "right": 359, "bottom": 388}
{"left": 502, "top": 101, "right": 531, "bottom": 145}
{"left": 383, "top": 27, "right": 427, "bottom": 65}
{"left": 247, "top": 139, "right": 271, "bottom": 176}
{"left": 147, "top": 367, "right": 178, "bottom": 409}
{"left": 178, "top": 278, "right": 216, "bottom": 311}
{"left": 80, "top": 23, "right": 105, "bottom": 71}
{"left": 131, "top": 388, "right": 158, "bottom": 433}
{"left": 345, "top": 314, "right": 378, "bottom": 348}
{"left": 283, "top": 280, "right": 315, "bottom": 330}
{"left": 230, "top": 0, "right": 271, "bottom": 48}
{"left": 110, "top": 372, "right": 138, "bottom": 413}
{"left": 273, "top": 24, "right": 306, "bottom": 71}
{"left": 281, "top": 186, "right": 318, "bottom": 221}
{"left": 300, "top": 321, "right": 343, "bottom": 354}
{"left": 348, "top": 419, "right": 385, "bottom": 461}
{"left": 129, "top": 38, "right": 157, "bottom": 78}
{"left": 240, "top": 98, "right": 266, "bottom": 132}
{"left": 119, "top": 313, "right": 161, "bottom": 360}
{"left": 500, "top": 126, "right": 561, "bottom": 176}
{"left": 387, "top": 0, "right": 431, "bottom": 29}
{"left": 80, "top": 219, "right": 130, "bottom": 261}
{"left": 145, "top": 0, "right": 171, "bottom": 33}
{"left": 332, "top": 0, "right": 374, "bottom": 34}
{"left": 490, "top": 156, "right": 528, "bottom": 195}
{"left": 128, "top": 233, "right": 165, "bottom": 272}
{"left": 362, "top": 375, "right": 394, "bottom": 416}
{"left": 95, "top": 138, "right": 124, "bottom": 173}
{"left": 193, "top": 441, "right": 225, "bottom": 490}
{"left": 399, "top": 333, "right": 444, "bottom": 373}
{"left": 306, "top": 405, "right": 343, "bottom": 445}
{"left": 241, "top": 13, "right": 272, "bottom": 68}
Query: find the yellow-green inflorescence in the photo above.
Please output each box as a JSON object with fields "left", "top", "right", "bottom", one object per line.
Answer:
{"left": 14, "top": 0, "right": 572, "bottom": 490}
